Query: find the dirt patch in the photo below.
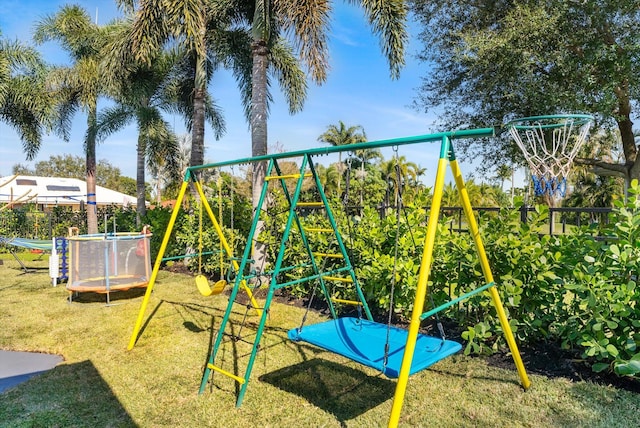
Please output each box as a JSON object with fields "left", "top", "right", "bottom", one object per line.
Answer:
{"left": 487, "top": 341, "right": 640, "bottom": 394}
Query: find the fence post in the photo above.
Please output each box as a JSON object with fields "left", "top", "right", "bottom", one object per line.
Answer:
{"left": 520, "top": 204, "right": 528, "bottom": 224}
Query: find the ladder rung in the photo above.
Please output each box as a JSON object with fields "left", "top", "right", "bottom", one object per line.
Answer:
{"left": 331, "top": 297, "right": 362, "bottom": 306}
{"left": 304, "top": 228, "right": 333, "bottom": 233}
{"left": 322, "top": 276, "right": 353, "bottom": 283}
{"left": 313, "top": 252, "right": 344, "bottom": 259}
{"left": 265, "top": 173, "right": 311, "bottom": 181}
{"left": 207, "top": 363, "right": 246, "bottom": 384}
{"left": 297, "top": 202, "right": 324, "bottom": 208}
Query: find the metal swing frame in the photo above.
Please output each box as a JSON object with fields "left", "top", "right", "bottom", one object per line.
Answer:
{"left": 127, "top": 127, "right": 531, "bottom": 428}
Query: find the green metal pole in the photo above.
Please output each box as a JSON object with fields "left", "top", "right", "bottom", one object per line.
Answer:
{"left": 198, "top": 159, "right": 275, "bottom": 395}
{"left": 271, "top": 157, "right": 337, "bottom": 319}
{"left": 308, "top": 157, "right": 373, "bottom": 321}
{"left": 235, "top": 155, "right": 310, "bottom": 407}
{"left": 188, "top": 129, "right": 495, "bottom": 172}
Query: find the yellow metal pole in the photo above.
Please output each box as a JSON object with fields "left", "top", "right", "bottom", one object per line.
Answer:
{"left": 388, "top": 149, "right": 450, "bottom": 428}
{"left": 450, "top": 159, "right": 531, "bottom": 390}
{"left": 193, "top": 181, "right": 262, "bottom": 315}
{"left": 127, "top": 180, "right": 189, "bottom": 350}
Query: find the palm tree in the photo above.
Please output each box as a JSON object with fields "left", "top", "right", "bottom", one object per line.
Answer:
{"left": 380, "top": 156, "right": 423, "bottom": 207}
{"left": 33, "top": 5, "right": 112, "bottom": 234}
{"left": 99, "top": 16, "right": 226, "bottom": 224}
{"left": 119, "top": 0, "right": 407, "bottom": 264}
{"left": 495, "top": 164, "right": 514, "bottom": 205}
{"left": 0, "top": 33, "right": 57, "bottom": 160}
{"left": 315, "top": 163, "right": 340, "bottom": 196}
{"left": 318, "top": 121, "right": 367, "bottom": 193}
{"left": 117, "top": 1, "right": 254, "bottom": 168}
{"left": 155, "top": 133, "right": 192, "bottom": 201}
{"left": 97, "top": 54, "right": 180, "bottom": 224}
{"left": 116, "top": 0, "right": 207, "bottom": 169}
{"left": 246, "top": 0, "right": 407, "bottom": 261}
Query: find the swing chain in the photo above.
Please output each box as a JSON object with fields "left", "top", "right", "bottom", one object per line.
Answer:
{"left": 383, "top": 148, "right": 403, "bottom": 371}
{"left": 342, "top": 157, "right": 352, "bottom": 207}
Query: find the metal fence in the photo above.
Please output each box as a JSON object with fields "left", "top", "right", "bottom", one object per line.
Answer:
{"left": 440, "top": 205, "right": 613, "bottom": 237}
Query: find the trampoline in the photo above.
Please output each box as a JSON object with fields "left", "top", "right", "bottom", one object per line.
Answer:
{"left": 67, "top": 230, "right": 152, "bottom": 303}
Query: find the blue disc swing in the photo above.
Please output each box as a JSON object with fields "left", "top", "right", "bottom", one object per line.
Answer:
{"left": 288, "top": 152, "right": 462, "bottom": 377}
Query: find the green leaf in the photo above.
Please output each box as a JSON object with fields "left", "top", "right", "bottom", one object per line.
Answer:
{"left": 584, "top": 255, "right": 596, "bottom": 263}
{"left": 592, "top": 362, "right": 610, "bottom": 373}
{"left": 609, "top": 244, "right": 620, "bottom": 256}
{"left": 626, "top": 338, "right": 637, "bottom": 352}
{"left": 614, "top": 358, "right": 640, "bottom": 376}
{"left": 605, "top": 344, "right": 619, "bottom": 357}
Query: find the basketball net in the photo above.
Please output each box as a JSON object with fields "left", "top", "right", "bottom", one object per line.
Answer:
{"left": 507, "top": 115, "right": 593, "bottom": 199}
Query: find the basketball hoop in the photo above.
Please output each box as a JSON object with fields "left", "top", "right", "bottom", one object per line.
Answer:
{"left": 506, "top": 114, "right": 593, "bottom": 198}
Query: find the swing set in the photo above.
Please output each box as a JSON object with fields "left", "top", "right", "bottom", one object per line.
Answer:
{"left": 128, "top": 127, "right": 532, "bottom": 428}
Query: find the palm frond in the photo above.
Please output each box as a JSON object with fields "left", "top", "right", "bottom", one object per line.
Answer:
{"left": 269, "top": 37, "right": 307, "bottom": 114}
{"left": 278, "top": 0, "right": 331, "bottom": 83}
{"left": 129, "top": 0, "right": 172, "bottom": 64}
{"left": 33, "top": 5, "right": 99, "bottom": 59}
{"left": 352, "top": 0, "right": 408, "bottom": 79}
{"left": 96, "top": 105, "right": 134, "bottom": 142}
{"left": 253, "top": 0, "right": 272, "bottom": 40}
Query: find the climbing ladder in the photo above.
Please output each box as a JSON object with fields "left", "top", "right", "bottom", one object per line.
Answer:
{"left": 198, "top": 153, "right": 373, "bottom": 405}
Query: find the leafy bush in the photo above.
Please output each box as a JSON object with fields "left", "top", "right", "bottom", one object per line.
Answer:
{"left": 143, "top": 174, "right": 640, "bottom": 379}
{"left": 450, "top": 191, "right": 640, "bottom": 378}
{"left": 553, "top": 181, "right": 640, "bottom": 377}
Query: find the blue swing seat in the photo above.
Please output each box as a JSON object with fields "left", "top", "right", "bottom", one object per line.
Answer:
{"left": 287, "top": 317, "right": 462, "bottom": 378}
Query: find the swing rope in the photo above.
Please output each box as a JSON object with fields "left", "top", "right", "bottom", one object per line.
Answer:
{"left": 296, "top": 257, "right": 329, "bottom": 333}
{"left": 195, "top": 182, "right": 227, "bottom": 297}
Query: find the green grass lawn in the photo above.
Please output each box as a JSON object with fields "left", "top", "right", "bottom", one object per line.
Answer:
{"left": 0, "top": 253, "right": 638, "bottom": 427}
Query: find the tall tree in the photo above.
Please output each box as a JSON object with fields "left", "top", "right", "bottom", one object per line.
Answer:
{"left": 33, "top": 5, "right": 112, "bottom": 234}
{"left": 380, "top": 155, "right": 423, "bottom": 207}
{"left": 117, "top": 0, "right": 249, "bottom": 169}
{"left": 117, "top": 0, "right": 204, "bottom": 168}
{"left": 411, "top": 0, "right": 640, "bottom": 185}
{"left": 318, "top": 121, "right": 368, "bottom": 193}
{"left": 495, "top": 164, "right": 515, "bottom": 204}
{"left": 99, "top": 18, "right": 218, "bottom": 224}
{"left": 244, "top": 0, "right": 407, "bottom": 265}
{"left": 0, "top": 33, "right": 56, "bottom": 160}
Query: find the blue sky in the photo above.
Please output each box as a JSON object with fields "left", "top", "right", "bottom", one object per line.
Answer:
{"left": 0, "top": 0, "right": 486, "bottom": 188}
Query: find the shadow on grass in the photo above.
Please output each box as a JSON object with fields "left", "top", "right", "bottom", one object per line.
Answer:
{"left": 68, "top": 287, "right": 147, "bottom": 304}
{"left": 0, "top": 360, "right": 138, "bottom": 427}
{"left": 259, "top": 358, "right": 395, "bottom": 423}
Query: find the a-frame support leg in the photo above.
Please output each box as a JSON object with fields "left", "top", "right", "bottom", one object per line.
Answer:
{"left": 198, "top": 159, "right": 277, "bottom": 399}
{"left": 388, "top": 137, "right": 530, "bottom": 428}
{"left": 449, "top": 156, "right": 530, "bottom": 392}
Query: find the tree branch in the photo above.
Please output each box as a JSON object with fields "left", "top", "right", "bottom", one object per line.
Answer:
{"left": 575, "top": 157, "right": 628, "bottom": 178}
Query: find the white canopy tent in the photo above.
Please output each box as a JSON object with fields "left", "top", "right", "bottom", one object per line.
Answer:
{"left": 0, "top": 175, "right": 142, "bottom": 210}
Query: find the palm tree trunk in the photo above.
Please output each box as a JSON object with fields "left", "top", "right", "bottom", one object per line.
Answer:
{"left": 86, "top": 106, "right": 98, "bottom": 234}
{"left": 136, "top": 134, "right": 147, "bottom": 227}
{"left": 251, "top": 39, "right": 269, "bottom": 272}
{"left": 190, "top": 50, "right": 207, "bottom": 168}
